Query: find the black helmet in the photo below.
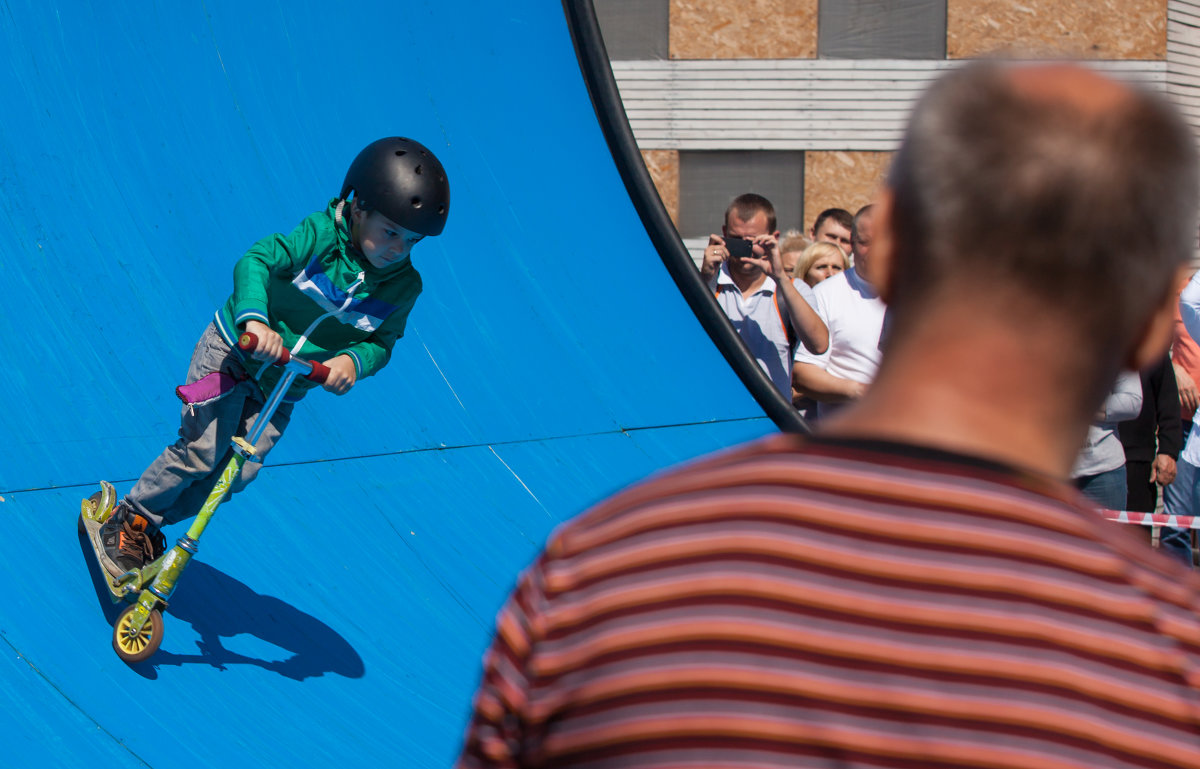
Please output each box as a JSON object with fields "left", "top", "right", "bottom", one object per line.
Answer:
{"left": 341, "top": 137, "right": 450, "bottom": 237}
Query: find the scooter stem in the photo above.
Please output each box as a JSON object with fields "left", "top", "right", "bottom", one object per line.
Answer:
{"left": 127, "top": 337, "right": 329, "bottom": 632}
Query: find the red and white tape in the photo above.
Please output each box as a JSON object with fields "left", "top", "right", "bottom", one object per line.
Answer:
{"left": 1102, "top": 510, "right": 1200, "bottom": 529}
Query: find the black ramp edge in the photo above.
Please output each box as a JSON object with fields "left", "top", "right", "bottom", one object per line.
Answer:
{"left": 560, "top": 0, "right": 808, "bottom": 434}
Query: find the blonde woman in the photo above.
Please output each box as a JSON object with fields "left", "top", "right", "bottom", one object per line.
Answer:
{"left": 788, "top": 240, "right": 847, "bottom": 420}
{"left": 791, "top": 241, "right": 847, "bottom": 288}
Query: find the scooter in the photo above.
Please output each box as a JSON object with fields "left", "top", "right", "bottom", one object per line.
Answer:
{"left": 79, "top": 332, "right": 329, "bottom": 663}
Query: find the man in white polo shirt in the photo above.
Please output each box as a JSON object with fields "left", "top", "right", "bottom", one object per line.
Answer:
{"left": 792, "top": 204, "right": 888, "bottom": 418}
{"left": 701, "top": 194, "right": 828, "bottom": 398}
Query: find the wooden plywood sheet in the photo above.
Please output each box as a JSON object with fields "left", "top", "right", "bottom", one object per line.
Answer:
{"left": 803, "top": 151, "right": 892, "bottom": 232}
{"left": 669, "top": 0, "right": 819, "bottom": 59}
{"left": 948, "top": 0, "right": 1166, "bottom": 60}
{"left": 642, "top": 149, "right": 681, "bottom": 225}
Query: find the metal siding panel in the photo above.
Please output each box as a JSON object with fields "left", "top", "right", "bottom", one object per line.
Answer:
{"left": 677, "top": 150, "right": 805, "bottom": 239}
{"left": 594, "top": 0, "right": 670, "bottom": 60}
{"left": 613, "top": 59, "right": 1168, "bottom": 150}
{"left": 818, "top": 0, "right": 948, "bottom": 59}
{"left": 1168, "top": 0, "right": 1200, "bottom": 139}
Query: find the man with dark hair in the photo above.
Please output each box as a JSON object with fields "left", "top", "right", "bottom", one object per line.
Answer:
{"left": 791, "top": 203, "right": 886, "bottom": 418}
{"left": 699, "top": 193, "right": 828, "bottom": 397}
{"left": 809, "top": 206, "right": 853, "bottom": 253}
{"left": 460, "top": 62, "right": 1200, "bottom": 769}
{"left": 1118, "top": 355, "right": 1180, "bottom": 516}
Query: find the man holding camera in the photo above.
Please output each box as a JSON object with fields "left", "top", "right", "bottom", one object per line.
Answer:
{"left": 701, "top": 193, "right": 828, "bottom": 398}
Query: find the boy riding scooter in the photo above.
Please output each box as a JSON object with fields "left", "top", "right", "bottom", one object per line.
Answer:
{"left": 83, "top": 137, "right": 450, "bottom": 660}
{"left": 100, "top": 137, "right": 449, "bottom": 577}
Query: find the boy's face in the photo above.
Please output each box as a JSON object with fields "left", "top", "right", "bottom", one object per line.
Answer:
{"left": 354, "top": 207, "right": 424, "bottom": 268}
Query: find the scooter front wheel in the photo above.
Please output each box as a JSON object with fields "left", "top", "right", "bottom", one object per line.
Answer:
{"left": 113, "top": 605, "right": 163, "bottom": 663}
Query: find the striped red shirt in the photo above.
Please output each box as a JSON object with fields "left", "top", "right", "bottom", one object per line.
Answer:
{"left": 459, "top": 435, "right": 1200, "bottom": 768}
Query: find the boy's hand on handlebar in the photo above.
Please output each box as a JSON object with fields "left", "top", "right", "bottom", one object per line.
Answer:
{"left": 243, "top": 320, "right": 284, "bottom": 363}
{"left": 322, "top": 354, "right": 357, "bottom": 395}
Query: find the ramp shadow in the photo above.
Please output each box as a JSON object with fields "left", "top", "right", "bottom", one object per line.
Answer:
{"left": 77, "top": 525, "right": 363, "bottom": 681}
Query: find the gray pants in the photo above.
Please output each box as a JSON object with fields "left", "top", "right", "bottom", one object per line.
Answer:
{"left": 126, "top": 323, "right": 294, "bottom": 529}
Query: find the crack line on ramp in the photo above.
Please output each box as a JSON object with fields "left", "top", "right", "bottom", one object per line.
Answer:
{"left": 0, "top": 631, "right": 154, "bottom": 767}
{"left": 2, "top": 416, "right": 769, "bottom": 495}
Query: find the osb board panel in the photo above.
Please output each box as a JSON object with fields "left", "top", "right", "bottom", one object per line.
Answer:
{"left": 803, "top": 151, "right": 892, "bottom": 232}
{"left": 669, "top": 0, "right": 818, "bottom": 59}
{"left": 642, "top": 149, "right": 680, "bottom": 226}
{"left": 947, "top": 0, "right": 1166, "bottom": 60}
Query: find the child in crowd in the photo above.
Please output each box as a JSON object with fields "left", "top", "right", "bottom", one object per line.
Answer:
{"left": 777, "top": 232, "right": 808, "bottom": 276}
{"left": 99, "top": 137, "right": 450, "bottom": 576}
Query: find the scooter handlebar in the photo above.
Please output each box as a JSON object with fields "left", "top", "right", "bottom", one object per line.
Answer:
{"left": 237, "top": 332, "right": 331, "bottom": 384}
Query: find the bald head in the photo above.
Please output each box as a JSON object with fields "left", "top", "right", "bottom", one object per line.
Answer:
{"left": 884, "top": 61, "right": 1198, "bottom": 385}
{"left": 1007, "top": 63, "right": 1133, "bottom": 114}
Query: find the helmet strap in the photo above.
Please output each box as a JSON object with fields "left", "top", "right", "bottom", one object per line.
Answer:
{"left": 334, "top": 198, "right": 363, "bottom": 253}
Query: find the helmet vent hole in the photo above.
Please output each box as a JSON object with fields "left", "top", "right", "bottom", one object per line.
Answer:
{"left": 438, "top": 205, "right": 446, "bottom": 214}
{"left": 394, "top": 150, "right": 407, "bottom": 157}
{"left": 415, "top": 165, "right": 423, "bottom": 175}
{"left": 411, "top": 197, "right": 423, "bottom": 209}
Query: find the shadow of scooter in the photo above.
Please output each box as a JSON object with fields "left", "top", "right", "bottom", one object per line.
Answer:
{"left": 135, "top": 560, "right": 364, "bottom": 681}
{"left": 77, "top": 522, "right": 363, "bottom": 681}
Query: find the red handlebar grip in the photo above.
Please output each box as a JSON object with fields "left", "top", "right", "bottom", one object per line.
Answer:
{"left": 239, "top": 329, "right": 324, "bottom": 380}
{"left": 238, "top": 331, "right": 293, "bottom": 364}
{"left": 238, "top": 331, "right": 258, "bottom": 352}
{"left": 306, "top": 360, "right": 331, "bottom": 384}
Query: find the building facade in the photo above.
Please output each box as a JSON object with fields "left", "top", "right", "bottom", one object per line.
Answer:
{"left": 596, "top": 0, "right": 1200, "bottom": 262}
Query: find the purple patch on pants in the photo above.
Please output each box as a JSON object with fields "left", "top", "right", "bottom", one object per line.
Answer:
{"left": 175, "top": 371, "right": 243, "bottom": 409}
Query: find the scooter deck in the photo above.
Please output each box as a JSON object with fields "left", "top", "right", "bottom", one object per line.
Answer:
{"left": 79, "top": 484, "right": 142, "bottom": 604}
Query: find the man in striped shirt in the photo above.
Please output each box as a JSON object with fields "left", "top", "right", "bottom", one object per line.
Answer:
{"left": 459, "top": 61, "right": 1200, "bottom": 768}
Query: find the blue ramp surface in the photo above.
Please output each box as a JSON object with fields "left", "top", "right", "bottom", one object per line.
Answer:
{"left": 0, "top": 1, "right": 777, "bottom": 765}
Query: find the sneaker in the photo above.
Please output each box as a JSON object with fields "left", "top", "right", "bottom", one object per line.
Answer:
{"left": 100, "top": 503, "right": 166, "bottom": 575}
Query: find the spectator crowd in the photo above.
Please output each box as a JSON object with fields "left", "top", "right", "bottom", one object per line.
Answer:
{"left": 700, "top": 191, "right": 1200, "bottom": 567}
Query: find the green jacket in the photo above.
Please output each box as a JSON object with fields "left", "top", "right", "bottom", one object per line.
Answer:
{"left": 214, "top": 199, "right": 422, "bottom": 401}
